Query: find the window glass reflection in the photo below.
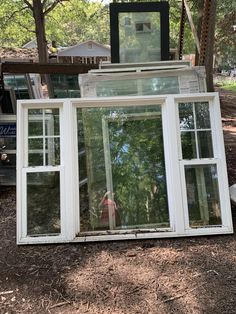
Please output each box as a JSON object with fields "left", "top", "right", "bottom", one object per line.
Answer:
{"left": 185, "top": 164, "right": 221, "bottom": 227}
{"left": 77, "top": 105, "right": 169, "bottom": 232}
{"left": 119, "top": 12, "right": 161, "bottom": 63}
{"left": 27, "top": 172, "right": 61, "bottom": 235}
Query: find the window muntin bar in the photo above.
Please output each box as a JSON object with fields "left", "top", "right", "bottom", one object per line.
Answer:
{"left": 28, "top": 108, "right": 60, "bottom": 166}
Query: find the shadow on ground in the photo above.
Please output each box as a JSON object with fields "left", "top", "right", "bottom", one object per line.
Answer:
{"left": 0, "top": 187, "right": 236, "bottom": 314}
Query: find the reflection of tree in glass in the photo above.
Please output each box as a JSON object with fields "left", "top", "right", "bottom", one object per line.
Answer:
{"left": 109, "top": 116, "right": 169, "bottom": 227}
{"left": 195, "top": 102, "right": 211, "bottom": 129}
{"left": 179, "top": 103, "right": 194, "bottom": 130}
{"left": 78, "top": 106, "right": 169, "bottom": 231}
{"left": 119, "top": 12, "right": 161, "bottom": 62}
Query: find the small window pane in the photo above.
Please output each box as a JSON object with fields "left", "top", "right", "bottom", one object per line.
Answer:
{"left": 198, "top": 131, "right": 213, "bottom": 158}
{"left": 179, "top": 103, "right": 194, "bottom": 130}
{"left": 45, "top": 137, "right": 60, "bottom": 166}
{"left": 195, "top": 102, "right": 211, "bottom": 129}
{"left": 27, "top": 172, "right": 61, "bottom": 236}
{"left": 28, "top": 138, "right": 43, "bottom": 166}
{"left": 45, "top": 109, "right": 60, "bottom": 136}
{"left": 28, "top": 109, "right": 43, "bottom": 136}
{"left": 185, "top": 164, "right": 221, "bottom": 227}
{"left": 181, "top": 131, "right": 197, "bottom": 159}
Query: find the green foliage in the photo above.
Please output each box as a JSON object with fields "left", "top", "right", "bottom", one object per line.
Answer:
{"left": 215, "top": 1, "right": 236, "bottom": 67}
{"left": 46, "top": 0, "right": 109, "bottom": 46}
{"left": 0, "top": 0, "right": 234, "bottom": 66}
{"left": 0, "top": 0, "right": 109, "bottom": 47}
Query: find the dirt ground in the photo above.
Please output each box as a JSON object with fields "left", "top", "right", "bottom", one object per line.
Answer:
{"left": 0, "top": 89, "right": 236, "bottom": 314}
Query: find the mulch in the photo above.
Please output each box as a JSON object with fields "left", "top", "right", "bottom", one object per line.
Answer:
{"left": 0, "top": 89, "right": 236, "bottom": 314}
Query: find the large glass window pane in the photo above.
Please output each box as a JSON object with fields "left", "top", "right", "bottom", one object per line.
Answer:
{"left": 185, "top": 164, "right": 221, "bottom": 227}
{"left": 77, "top": 105, "right": 169, "bottom": 233}
{"left": 119, "top": 12, "right": 161, "bottom": 63}
{"left": 27, "top": 172, "right": 61, "bottom": 235}
{"left": 96, "top": 76, "right": 179, "bottom": 97}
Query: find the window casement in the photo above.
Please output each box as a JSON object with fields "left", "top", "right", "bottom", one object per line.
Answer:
{"left": 17, "top": 93, "right": 233, "bottom": 244}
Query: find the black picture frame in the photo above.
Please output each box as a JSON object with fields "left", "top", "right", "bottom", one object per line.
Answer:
{"left": 110, "top": 2, "right": 169, "bottom": 63}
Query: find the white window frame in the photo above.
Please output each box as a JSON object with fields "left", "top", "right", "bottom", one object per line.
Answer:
{"left": 174, "top": 94, "right": 233, "bottom": 235}
{"left": 17, "top": 99, "right": 75, "bottom": 244}
{"left": 17, "top": 93, "right": 233, "bottom": 244}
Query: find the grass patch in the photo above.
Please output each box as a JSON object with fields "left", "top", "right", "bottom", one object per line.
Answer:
{"left": 214, "top": 77, "right": 236, "bottom": 93}
{"left": 222, "top": 83, "right": 236, "bottom": 93}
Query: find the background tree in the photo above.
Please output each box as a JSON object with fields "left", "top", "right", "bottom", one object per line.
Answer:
{"left": 22, "top": 0, "right": 70, "bottom": 63}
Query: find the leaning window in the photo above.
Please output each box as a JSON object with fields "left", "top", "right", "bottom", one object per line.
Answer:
{"left": 177, "top": 98, "right": 231, "bottom": 231}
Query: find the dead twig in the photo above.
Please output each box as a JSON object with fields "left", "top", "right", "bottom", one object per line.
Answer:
{"left": 161, "top": 283, "right": 206, "bottom": 304}
{"left": 49, "top": 301, "right": 70, "bottom": 309}
{"left": 0, "top": 290, "right": 14, "bottom": 295}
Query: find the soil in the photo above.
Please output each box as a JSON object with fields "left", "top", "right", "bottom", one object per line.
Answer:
{"left": 0, "top": 89, "right": 236, "bottom": 314}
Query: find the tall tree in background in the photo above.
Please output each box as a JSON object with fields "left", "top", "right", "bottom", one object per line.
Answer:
{"left": 23, "top": 0, "right": 69, "bottom": 63}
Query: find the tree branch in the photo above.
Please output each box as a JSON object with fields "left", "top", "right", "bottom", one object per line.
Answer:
{"left": 23, "top": 0, "right": 33, "bottom": 11}
{"left": 6, "top": 5, "right": 29, "bottom": 21}
{"left": 0, "top": 6, "right": 30, "bottom": 29}
{"left": 15, "top": 21, "right": 35, "bottom": 34}
{"left": 44, "top": 0, "right": 69, "bottom": 16}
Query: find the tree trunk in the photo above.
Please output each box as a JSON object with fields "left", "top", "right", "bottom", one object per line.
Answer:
{"left": 204, "top": 0, "right": 217, "bottom": 92}
{"left": 32, "top": 0, "right": 48, "bottom": 63}
{"left": 198, "top": 0, "right": 217, "bottom": 92}
{"left": 195, "top": 0, "right": 204, "bottom": 65}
